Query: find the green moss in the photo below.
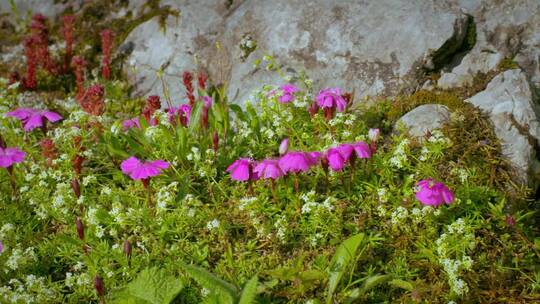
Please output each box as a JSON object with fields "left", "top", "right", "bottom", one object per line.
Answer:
{"left": 379, "top": 89, "right": 527, "bottom": 202}
{"left": 462, "top": 15, "right": 477, "bottom": 52}
{"left": 497, "top": 57, "right": 520, "bottom": 71}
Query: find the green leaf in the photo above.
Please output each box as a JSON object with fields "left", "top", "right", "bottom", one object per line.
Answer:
{"left": 359, "top": 274, "right": 392, "bottom": 294}
{"left": 326, "top": 233, "right": 365, "bottom": 304}
{"left": 111, "top": 267, "right": 183, "bottom": 304}
{"left": 238, "top": 275, "right": 258, "bottom": 304}
{"left": 180, "top": 262, "right": 238, "bottom": 304}
{"left": 229, "top": 104, "right": 246, "bottom": 122}
{"left": 388, "top": 279, "right": 414, "bottom": 291}
{"left": 188, "top": 101, "right": 203, "bottom": 132}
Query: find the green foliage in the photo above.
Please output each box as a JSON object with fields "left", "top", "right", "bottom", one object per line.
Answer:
{"left": 111, "top": 268, "right": 184, "bottom": 304}
{"left": 326, "top": 233, "right": 365, "bottom": 303}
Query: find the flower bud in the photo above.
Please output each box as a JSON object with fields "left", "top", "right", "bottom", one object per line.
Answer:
{"left": 279, "top": 138, "right": 289, "bottom": 155}
{"left": 72, "top": 154, "right": 84, "bottom": 175}
{"left": 505, "top": 214, "right": 516, "bottom": 227}
{"left": 71, "top": 178, "right": 80, "bottom": 198}
{"left": 93, "top": 275, "right": 105, "bottom": 297}
{"left": 124, "top": 239, "right": 132, "bottom": 258}
{"left": 308, "top": 101, "right": 319, "bottom": 117}
{"left": 76, "top": 217, "right": 84, "bottom": 240}
{"left": 368, "top": 128, "right": 380, "bottom": 142}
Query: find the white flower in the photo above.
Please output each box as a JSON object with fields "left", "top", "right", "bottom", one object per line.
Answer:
{"left": 206, "top": 219, "right": 220, "bottom": 230}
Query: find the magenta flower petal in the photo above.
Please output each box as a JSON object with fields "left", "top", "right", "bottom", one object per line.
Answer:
{"left": 226, "top": 158, "right": 252, "bottom": 181}
{"left": 0, "top": 147, "right": 26, "bottom": 168}
{"left": 326, "top": 148, "right": 345, "bottom": 171}
{"left": 279, "top": 94, "right": 294, "bottom": 103}
{"left": 6, "top": 108, "right": 34, "bottom": 120}
{"left": 6, "top": 108, "right": 62, "bottom": 131}
{"left": 42, "top": 111, "right": 62, "bottom": 122}
{"left": 24, "top": 114, "right": 45, "bottom": 131}
{"left": 440, "top": 186, "right": 455, "bottom": 204}
{"left": 122, "top": 117, "right": 141, "bottom": 131}
{"left": 316, "top": 88, "right": 346, "bottom": 112}
{"left": 337, "top": 143, "right": 354, "bottom": 161}
{"left": 254, "top": 159, "right": 284, "bottom": 180}
{"left": 120, "top": 156, "right": 141, "bottom": 175}
{"left": 415, "top": 179, "right": 454, "bottom": 207}
{"left": 120, "top": 156, "right": 169, "bottom": 180}
{"left": 306, "top": 151, "right": 321, "bottom": 166}
{"left": 279, "top": 152, "right": 311, "bottom": 173}
{"left": 148, "top": 160, "right": 169, "bottom": 170}
{"left": 353, "top": 141, "right": 371, "bottom": 158}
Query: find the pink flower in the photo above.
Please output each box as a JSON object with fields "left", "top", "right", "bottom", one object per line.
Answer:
{"left": 316, "top": 88, "right": 347, "bottom": 112}
{"left": 0, "top": 241, "right": 3, "bottom": 254}
{"left": 167, "top": 104, "right": 191, "bottom": 126}
{"left": 306, "top": 151, "right": 321, "bottom": 166}
{"left": 353, "top": 141, "right": 371, "bottom": 159}
{"left": 253, "top": 159, "right": 284, "bottom": 180}
{"left": 6, "top": 108, "right": 62, "bottom": 131}
{"left": 279, "top": 138, "right": 289, "bottom": 155}
{"left": 122, "top": 117, "right": 141, "bottom": 131}
{"left": 226, "top": 158, "right": 254, "bottom": 181}
{"left": 325, "top": 148, "right": 346, "bottom": 171}
{"left": 415, "top": 179, "right": 454, "bottom": 207}
{"left": 120, "top": 156, "right": 169, "bottom": 180}
{"left": 0, "top": 147, "right": 26, "bottom": 168}
{"left": 336, "top": 143, "right": 354, "bottom": 161}
{"left": 278, "top": 84, "right": 299, "bottom": 103}
{"left": 279, "top": 152, "right": 312, "bottom": 173}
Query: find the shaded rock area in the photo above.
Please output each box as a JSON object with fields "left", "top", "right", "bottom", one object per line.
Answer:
{"left": 466, "top": 69, "right": 540, "bottom": 185}
{"left": 395, "top": 104, "right": 451, "bottom": 139}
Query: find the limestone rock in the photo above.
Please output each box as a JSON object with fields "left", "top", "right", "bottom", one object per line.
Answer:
{"left": 466, "top": 69, "right": 540, "bottom": 185}
{"left": 396, "top": 104, "right": 451, "bottom": 139}
{"left": 124, "top": 0, "right": 466, "bottom": 105}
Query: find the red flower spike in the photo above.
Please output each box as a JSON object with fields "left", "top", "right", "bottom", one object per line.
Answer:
{"left": 80, "top": 84, "right": 105, "bottom": 116}
{"left": 197, "top": 71, "right": 208, "bottom": 90}
{"left": 100, "top": 29, "right": 115, "bottom": 80}
{"left": 182, "top": 71, "right": 195, "bottom": 106}
{"left": 61, "top": 15, "right": 76, "bottom": 72}
{"left": 71, "top": 56, "right": 86, "bottom": 99}
{"left": 40, "top": 138, "right": 57, "bottom": 166}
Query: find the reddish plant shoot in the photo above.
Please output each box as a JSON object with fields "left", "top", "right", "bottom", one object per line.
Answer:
{"left": 100, "top": 29, "right": 115, "bottom": 80}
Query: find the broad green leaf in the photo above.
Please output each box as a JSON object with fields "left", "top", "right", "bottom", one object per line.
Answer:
{"left": 180, "top": 262, "right": 238, "bottom": 304}
{"left": 112, "top": 267, "right": 183, "bottom": 304}
{"left": 238, "top": 275, "right": 258, "bottom": 304}
{"left": 326, "top": 233, "right": 365, "bottom": 304}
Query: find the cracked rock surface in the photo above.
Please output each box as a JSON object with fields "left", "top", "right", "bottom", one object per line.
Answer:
{"left": 466, "top": 69, "right": 540, "bottom": 185}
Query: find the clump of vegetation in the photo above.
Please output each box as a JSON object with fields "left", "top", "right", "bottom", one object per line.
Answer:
{"left": 0, "top": 8, "right": 538, "bottom": 304}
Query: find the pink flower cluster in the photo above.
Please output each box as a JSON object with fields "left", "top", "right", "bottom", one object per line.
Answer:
{"left": 227, "top": 130, "right": 379, "bottom": 182}
{"left": 275, "top": 84, "right": 353, "bottom": 120}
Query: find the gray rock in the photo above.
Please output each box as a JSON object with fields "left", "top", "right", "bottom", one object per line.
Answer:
{"left": 437, "top": 50, "right": 503, "bottom": 89}
{"left": 124, "top": 0, "right": 466, "bottom": 105}
{"left": 466, "top": 69, "right": 540, "bottom": 185}
{"left": 396, "top": 104, "right": 451, "bottom": 138}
